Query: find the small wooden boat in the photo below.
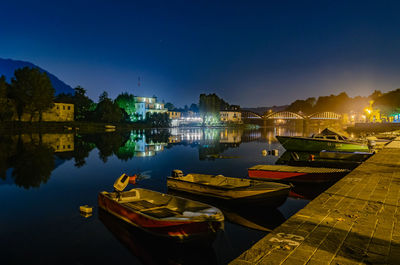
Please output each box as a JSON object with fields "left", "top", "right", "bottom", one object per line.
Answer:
{"left": 167, "top": 170, "right": 291, "bottom": 207}
{"left": 319, "top": 150, "right": 373, "bottom": 161}
{"left": 248, "top": 165, "right": 350, "bottom": 183}
{"left": 276, "top": 128, "right": 369, "bottom": 152}
{"left": 98, "top": 174, "right": 224, "bottom": 241}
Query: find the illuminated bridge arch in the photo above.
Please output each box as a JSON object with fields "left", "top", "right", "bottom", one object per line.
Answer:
{"left": 263, "top": 111, "right": 305, "bottom": 120}
{"left": 240, "top": 110, "right": 262, "bottom": 119}
{"left": 309, "top": 112, "right": 342, "bottom": 120}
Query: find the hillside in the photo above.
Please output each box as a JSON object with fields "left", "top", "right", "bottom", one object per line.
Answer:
{"left": 0, "top": 58, "right": 74, "bottom": 95}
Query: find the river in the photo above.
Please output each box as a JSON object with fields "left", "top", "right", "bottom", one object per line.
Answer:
{"left": 0, "top": 125, "right": 344, "bottom": 264}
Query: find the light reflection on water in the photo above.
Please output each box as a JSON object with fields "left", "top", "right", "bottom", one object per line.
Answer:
{"left": 0, "top": 124, "right": 342, "bottom": 264}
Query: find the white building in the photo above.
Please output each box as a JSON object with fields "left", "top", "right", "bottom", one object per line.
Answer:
{"left": 134, "top": 96, "right": 167, "bottom": 120}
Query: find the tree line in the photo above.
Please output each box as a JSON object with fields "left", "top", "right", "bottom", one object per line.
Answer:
{"left": 285, "top": 90, "right": 400, "bottom": 116}
{"left": 0, "top": 66, "right": 170, "bottom": 126}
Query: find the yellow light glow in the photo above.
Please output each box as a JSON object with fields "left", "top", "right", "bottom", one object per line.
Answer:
{"left": 365, "top": 108, "right": 372, "bottom": 114}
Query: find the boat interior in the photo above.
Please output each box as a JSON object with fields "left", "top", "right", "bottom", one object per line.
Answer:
{"left": 103, "top": 189, "right": 221, "bottom": 220}
{"left": 173, "top": 174, "right": 252, "bottom": 189}
{"left": 311, "top": 134, "right": 347, "bottom": 141}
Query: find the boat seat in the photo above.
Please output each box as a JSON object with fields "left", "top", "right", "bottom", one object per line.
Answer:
{"left": 141, "top": 207, "right": 178, "bottom": 219}
{"left": 124, "top": 200, "right": 161, "bottom": 211}
{"left": 197, "top": 180, "right": 210, "bottom": 185}
{"left": 220, "top": 184, "right": 235, "bottom": 189}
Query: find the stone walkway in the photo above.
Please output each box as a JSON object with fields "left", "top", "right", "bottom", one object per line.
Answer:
{"left": 231, "top": 137, "right": 400, "bottom": 265}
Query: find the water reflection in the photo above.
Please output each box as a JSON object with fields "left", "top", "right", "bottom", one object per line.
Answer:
{"left": 0, "top": 125, "right": 339, "bottom": 189}
{"left": 0, "top": 134, "right": 56, "bottom": 188}
{"left": 98, "top": 208, "right": 218, "bottom": 265}
{"left": 0, "top": 124, "right": 348, "bottom": 264}
{"left": 168, "top": 190, "right": 286, "bottom": 232}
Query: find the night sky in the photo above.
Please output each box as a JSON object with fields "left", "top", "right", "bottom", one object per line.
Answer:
{"left": 2, "top": 0, "right": 400, "bottom": 107}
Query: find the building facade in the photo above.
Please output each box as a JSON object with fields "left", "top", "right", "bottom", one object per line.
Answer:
{"left": 220, "top": 110, "right": 242, "bottom": 123}
{"left": 168, "top": 110, "right": 181, "bottom": 120}
{"left": 134, "top": 96, "right": 167, "bottom": 120}
{"left": 13, "top": 102, "right": 74, "bottom": 122}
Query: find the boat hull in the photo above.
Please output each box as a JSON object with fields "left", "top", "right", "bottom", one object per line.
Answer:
{"left": 98, "top": 208, "right": 218, "bottom": 264}
{"left": 319, "top": 150, "right": 372, "bottom": 161}
{"left": 98, "top": 192, "right": 222, "bottom": 242}
{"left": 248, "top": 169, "right": 345, "bottom": 183}
{"left": 276, "top": 136, "right": 369, "bottom": 152}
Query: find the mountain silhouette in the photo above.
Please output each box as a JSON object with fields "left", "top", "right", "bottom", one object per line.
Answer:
{"left": 0, "top": 58, "right": 74, "bottom": 95}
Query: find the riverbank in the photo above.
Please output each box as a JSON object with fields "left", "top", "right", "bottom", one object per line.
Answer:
{"left": 0, "top": 121, "right": 257, "bottom": 135}
{"left": 347, "top": 122, "right": 400, "bottom": 133}
{"left": 0, "top": 121, "right": 157, "bottom": 135}
{"left": 231, "top": 137, "right": 400, "bottom": 264}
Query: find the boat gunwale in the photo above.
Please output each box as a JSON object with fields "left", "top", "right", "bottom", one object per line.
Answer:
{"left": 276, "top": 135, "right": 366, "bottom": 145}
{"left": 99, "top": 189, "right": 223, "bottom": 223}
{"left": 166, "top": 175, "right": 291, "bottom": 192}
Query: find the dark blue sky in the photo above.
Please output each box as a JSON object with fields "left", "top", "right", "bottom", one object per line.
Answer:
{"left": 2, "top": 0, "right": 400, "bottom": 107}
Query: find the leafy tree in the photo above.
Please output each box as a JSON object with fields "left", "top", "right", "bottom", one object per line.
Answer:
{"left": 145, "top": 112, "right": 170, "bottom": 127}
{"left": 369, "top": 90, "right": 383, "bottom": 101}
{"left": 115, "top": 92, "right": 136, "bottom": 121}
{"left": 189, "top": 103, "right": 199, "bottom": 112}
{"left": 9, "top": 68, "right": 33, "bottom": 121}
{"left": 10, "top": 67, "right": 54, "bottom": 122}
{"left": 373, "top": 88, "right": 400, "bottom": 115}
{"left": 94, "top": 91, "right": 124, "bottom": 123}
{"left": 0, "top": 75, "right": 14, "bottom": 121}
{"left": 199, "top": 93, "right": 228, "bottom": 125}
{"left": 286, "top": 97, "right": 315, "bottom": 115}
{"left": 164, "top": 102, "right": 175, "bottom": 111}
{"left": 55, "top": 93, "right": 74, "bottom": 104}
{"left": 73, "top": 86, "right": 95, "bottom": 120}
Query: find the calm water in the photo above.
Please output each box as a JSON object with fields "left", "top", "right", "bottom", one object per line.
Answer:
{"left": 0, "top": 125, "right": 341, "bottom": 265}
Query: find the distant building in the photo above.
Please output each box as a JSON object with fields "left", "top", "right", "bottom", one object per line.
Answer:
{"left": 220, "top": 105, "right": 242, "bottom": 123}
{"left": 220, "top": 110, "right": 242, "bottom": 123}
{"left": 134, "top": 96, "right": 167, "bottom": 120}
{"left": 168, "top": 110, "right": 182, "bottom": 120}
{"left": 13, "top": 102, "right": 74, "bottom": 122}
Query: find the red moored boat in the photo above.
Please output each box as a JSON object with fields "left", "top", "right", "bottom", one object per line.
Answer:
{"left": 98, "top": 174, "right": 224, "bottom": 241}
{"left": 248, "top": 165, "right": 349, "bottom": 183}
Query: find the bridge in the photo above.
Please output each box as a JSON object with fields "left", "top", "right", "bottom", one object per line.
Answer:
{"left": 240, "top": 110, "right": 262, "bottom": 119}
{"left": 263, "top": 111, "right": 304, "bottom": 120}
{"left": 240, "top": 110, "right": 342, "bottom": 120}
{"left": 309, "top": 111, "right": 342, "bottom": 120}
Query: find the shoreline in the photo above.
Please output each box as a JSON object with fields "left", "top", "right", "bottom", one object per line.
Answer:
{"left": 0, "top": 121, "right": 256, "bottom": 135}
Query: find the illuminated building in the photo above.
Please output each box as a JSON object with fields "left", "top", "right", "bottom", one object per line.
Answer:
{"left": 168, "top": 110, "right": 182, "bottom": 120}
{"left": 134, "top": 96, "right": 167, "bottom": 120}
{"left": 220, "top": 110, "right": 242, "bottom": 123}
{"left": 13, "top": 102, "right": 74, "bottom": 122}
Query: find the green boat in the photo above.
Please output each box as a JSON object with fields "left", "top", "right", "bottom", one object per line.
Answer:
{"left": 276, "top": 128, "right": 369, "bottom": 152}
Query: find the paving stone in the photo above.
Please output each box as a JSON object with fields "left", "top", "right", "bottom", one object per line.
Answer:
{"left": 305, "top": 258, "right": 330, "bottom": 265}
